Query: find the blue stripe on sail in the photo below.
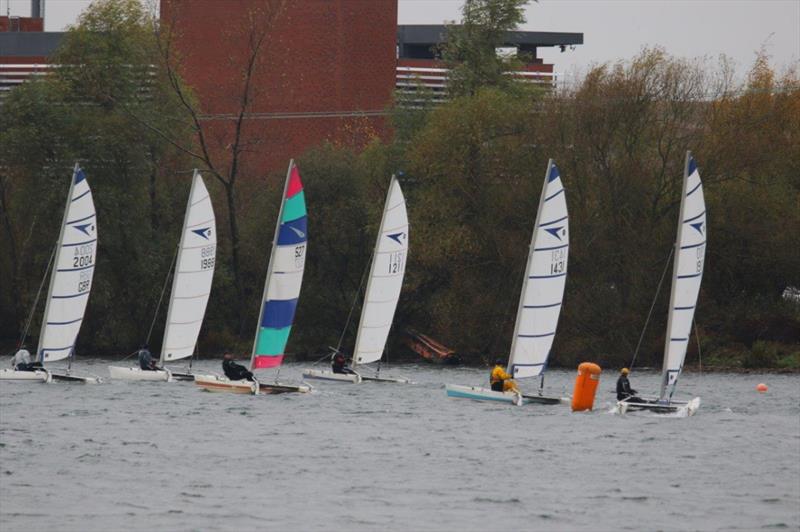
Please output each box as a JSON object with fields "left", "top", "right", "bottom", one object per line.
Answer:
{"left": 686, "top": 181, "right": 702, "bottom": 197}
{"left": 540, "top": 215, "right": 568, "bottom": 227}
{"left": 62, "top": 238, "right": 97, "bottom": 247}
{"left": 74, "top": 169, "right": 86, "bottom": 184}
{"left": 52, "top": 292, "right": 90, "bottom": 299}
{"left": 47, "top": 317, "right": 83, "bottom": 325}
{"left": 524, "top": 302, "right": 562, "bottom": 309}
{"left": 681, "top": 240, "right": 706, "bottom": 250}
{"left": 674, "top": 305, "right": 695, "bottom": 310}
{"left": 260, "top": 298, "right": 298, "bottom": 329}
{"left": 683, "top": 210, "right": 705, "bottom": 224}
{"left": 71, "top": 189, "right": 91, "bottom": 202}
{"left": 535, "top": 243, "right": 569, "bottom": 252}
{"left": 547, "top": 164, "right": 560, "bottom": 183}
{"left": 277, "top": 216, "right": 307, "bottom": 246}
{"left": 57, "top": 264, "right": 94, "bottom": 272}
{"left": 518, "top": 332, "right": 556, "bottom": 338}
{"left": 677, "top": 272, "right": 702, "bottom": 279}
{"left": 67, "top": 213, "right": 96, "bottom": 225}
{"left": 529, "top": 272, "right": 566, "bottom": 279}
{"left": 670, "top": 337, "right": 688, "bottom": 342}
{"left": 39, "top": 345, "right": 74, "bottom": 361}
{"left": 688, "top": 157, "right": 697, "bottom": 175}
{"left": 513, "top": 362, "right": 546, "bottom": 367}
{"left": 544, "top": 188, "right": 564, "bottom": 202}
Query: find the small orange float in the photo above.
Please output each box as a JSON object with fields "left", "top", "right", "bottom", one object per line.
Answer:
{"left": 756, "top": 383, "right": 768, "bottom": 393}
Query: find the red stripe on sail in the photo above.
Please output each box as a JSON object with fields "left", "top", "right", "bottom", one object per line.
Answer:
{"left": 286, "top": 165, "right": 303, "bottom": 198}
{"left": 253, "top": 354, "right": 284, "bottom": 369}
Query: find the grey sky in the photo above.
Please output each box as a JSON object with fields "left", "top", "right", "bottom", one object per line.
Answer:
{"left": 4, "top": 0, "right": 799, "bottom": 81}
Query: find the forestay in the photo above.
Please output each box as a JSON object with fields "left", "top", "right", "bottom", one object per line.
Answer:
{"left": 660, "top": 153, "right": 706, "bottom": 400}
{"left": 161, "top": 171, "right": 217, "bottom": 363}
{"left": 37, "top": 165, "right": 98, "bottom": 363}
{"left": 250, "top": 161, "right": 307, "bottom": 369}
{"left": 507, "top": 160, "right": 569, "bottom": 379}
{"left": 353, "top": 176, "right": 409, "bottom": 366}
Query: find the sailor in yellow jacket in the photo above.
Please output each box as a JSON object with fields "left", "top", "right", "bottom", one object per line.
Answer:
{"left": 490, "top": 359, "right": 519, "bottom": 393}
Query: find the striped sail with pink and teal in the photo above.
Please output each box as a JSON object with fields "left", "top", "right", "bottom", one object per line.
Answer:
{"left": 250, "top": 161, "right": 307, "bottom": 369}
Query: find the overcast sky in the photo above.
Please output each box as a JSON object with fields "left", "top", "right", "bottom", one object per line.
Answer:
{"left": 4, "top": 0, "right": 799, "bottom": 81}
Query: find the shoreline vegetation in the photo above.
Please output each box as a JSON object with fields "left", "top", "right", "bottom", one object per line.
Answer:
{"left": 1, "top": 0, "right": 798, "bottom": 372}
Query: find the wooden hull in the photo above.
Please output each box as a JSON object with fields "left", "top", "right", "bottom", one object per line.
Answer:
{"left": 194, "top": 374, "right": 310, "bottom": 395}
{"left": 0, "top": 368, "right": 50, "bottom": 382}
{"left": 302, "top": 369, "right": 361, "bottom": 383}
{"left": 445, "top": 384, "right": 565, "bottom": 406}
{"left": 615, "top": 397, "right": 701, "bottom": 416}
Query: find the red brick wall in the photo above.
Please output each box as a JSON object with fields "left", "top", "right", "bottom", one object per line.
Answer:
{"left": 0, "top": 16, "right": 44, "bottom": 32}
{"left": 161, "top": 0, "right": 398, "bottom": 175}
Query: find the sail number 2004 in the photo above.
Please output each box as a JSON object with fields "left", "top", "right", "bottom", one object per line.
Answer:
{"left": 73, "top": 244, "right": 94, "bottom": 268}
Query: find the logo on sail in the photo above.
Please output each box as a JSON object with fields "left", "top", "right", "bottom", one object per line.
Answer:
{"left": 544, "top": 226, "right": 566, "bottom": 240}
{"left": 193, "top": 228, "right": 212, "bottom": 240}
{"left": 690, "top": 221, "right": 704, "bottom": 235}
{"left": 289, "top": 226, "right": 306, "bottom": 239}
{"left": 387, "top": 232, "right": 406, "bottom": 244}
{"left": 73, "top": 223, "right": 94, "bottom": 236}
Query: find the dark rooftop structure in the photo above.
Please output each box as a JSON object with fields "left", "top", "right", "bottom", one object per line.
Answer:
{"left": 397, "top": 24, "right": 584, "bottom": 62}
{"left": 0, "top": 32, "right": 63, "bottom": 57}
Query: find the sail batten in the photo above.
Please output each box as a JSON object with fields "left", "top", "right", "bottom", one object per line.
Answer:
{"left": 352, "top": 176, "right": 409, "bottom": 367}
{"left": 507, "top": 160, "right": 569, "bottom": 379}
{"left": 160, "top": 171, "right": 217, "bottom": 363}
{"left": 37, "top": 165, "right": 98, "bottom": 363}
{"left": 660, "top": 152, "right": 706, "bottom": 400}
{"left": 251, "top": 161, "right": 307, "bottom": 370}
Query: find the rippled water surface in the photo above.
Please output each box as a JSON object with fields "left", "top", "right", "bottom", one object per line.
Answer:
{"left": 1, "top": 361, "right": 798, "bottom": 531}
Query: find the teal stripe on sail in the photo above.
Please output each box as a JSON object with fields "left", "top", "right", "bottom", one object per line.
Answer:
{"left": 282, "top": 191, "right": 306, "bottom": 223}
{"left": 255, "top": 326, "right": 291, "bottom": 355}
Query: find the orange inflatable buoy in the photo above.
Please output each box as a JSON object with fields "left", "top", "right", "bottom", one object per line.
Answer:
{"left": 571, "top": 362, "right": 602, "bottom": 411}
{"left": 756, "top": 383, "right": 768, "bottom": 393}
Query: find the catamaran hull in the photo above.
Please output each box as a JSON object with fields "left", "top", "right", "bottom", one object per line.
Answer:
{"left": 48, "top": 371, "right": 101, "bottom": 384}
{"left": 302, "top": 369, "right": 361, "bottom": 383}
{"left": 194, "top": 375, "right": 311, "bottom": 394}
{"left": 360, "top": 375, "right": 412, "bottom": 384}
{"left": 445, "top": 384, "right": 565, "bottom": 406}
{"left": 0, "top": 368, "right": 50, "bottom": 382}
{"left": 108, "top": 366, "right": 169, "bottom": 381}
{"left": 615, "top": 397, "right": 701, "bottom": 416}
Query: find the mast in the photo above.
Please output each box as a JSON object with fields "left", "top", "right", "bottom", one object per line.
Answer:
{"left": 37, "top": 163, "right": 79, "bottom": 363}
{"left": 507, "top": 160, "right": 553, "bottom": 376}
{"left": 250, "top": 160, "right": 294, "bottom": 369}
{"left": 659, "top": 151, "right": 692, "bottom": 401}
{"left": 352, "top": 175, "right": 397, "bottom": 369}
{"left": 160, "top": 170, "right": 200, "bottom": 365}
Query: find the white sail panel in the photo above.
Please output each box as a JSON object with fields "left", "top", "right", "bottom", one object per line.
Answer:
{"left": 162, "top": 172, "right": 216, "bottom": 362}
{"left": 508, "top": 161, "right": 569, "bottom": 379}
{"left": 38, "top": 167, "right": 97, "bottom": 363}
{"left": 353, "top": 176, "right": 409, "bottom": 365}
{"left": 661, "top": 154, "right": 706, "bottom": 398}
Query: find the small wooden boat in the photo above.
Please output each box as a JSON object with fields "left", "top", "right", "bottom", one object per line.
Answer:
{"left": 195, "top": 374, "right": 311, "bottom": 394}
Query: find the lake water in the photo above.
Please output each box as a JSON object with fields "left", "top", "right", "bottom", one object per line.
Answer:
{"left": 1, "top": 361, "right": 798, "bottom": 531}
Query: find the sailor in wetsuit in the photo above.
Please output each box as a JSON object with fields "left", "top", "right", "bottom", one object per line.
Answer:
{"left": 137, "top": 344, "right": 159, "bottom": 371}
{"left": 10, "top": 344, "right": 43, "bottom": 372}
{"left": 490, "top": 359, "right": 519, "bottom": 393}
{"left": 616, "top": 368, "right": 643, "bottom": 402}
{"left": 331, "top": 353, "right": 357, "bottom": 375}
{"left": 222, "top": 353, "right": 255, "bottom": 381}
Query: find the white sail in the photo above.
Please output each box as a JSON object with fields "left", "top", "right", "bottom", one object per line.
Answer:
{"left": 160, "top": 171, "right": 217, "bottom": 363}
{"left": 37, "top": 165, "right": 98, "bottom": 363}
{"left": 660, "top": 152, "right": 706, "bottom": 400}
{"left": 353, "top": 176, "right": 409, "bottom": 366}
{"left": 507, "top": 160, "right": 569, "bottom": 379}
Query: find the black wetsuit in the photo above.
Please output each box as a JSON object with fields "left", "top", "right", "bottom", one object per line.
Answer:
{"left": 332, "top": 359, "right": 356, "bottom": 375}
{"left": 223, "top": 359, "right": 254, "bottom": 381}
{"left": 616, "top": 375, "right": 640, "bottom": 401}
{"left": 138, "top": 349, "right": 158, "bottom": 371}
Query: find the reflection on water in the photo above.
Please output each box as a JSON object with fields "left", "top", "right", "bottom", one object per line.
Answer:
{"left": 1, "top": 362, "right": 799, "bottom": 531}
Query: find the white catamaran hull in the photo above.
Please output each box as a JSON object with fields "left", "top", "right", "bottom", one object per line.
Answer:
{"left": 615, "top": 397, "right": 701, "bottom": 417}
{"left": 107, "top": 366, "right": 196, "bottom": 382}
{"left": 361, "top": 374, "right": 412, "bottom": 384}
{"left": 194, "top": 374, "right": 311, "bottom": 394}
{"left": 301, "top": 369, "right": 361, "bottom": 383}
{"left": 445, "top": 384, "right": 566, "bottom": 406}
{"left": 0, "top": 368, "right": 50, "bottom": 382}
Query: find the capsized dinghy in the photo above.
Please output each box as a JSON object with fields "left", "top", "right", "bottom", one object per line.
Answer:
{"left": 615, "top": 152, "right": 704, "bottom": 416}
{"left": 0, "top": 164, "right": 100, "bottom": 384}
{"left": 195, "top": 160, "right": 310, "bottom": 395}
{"left": 445, "top": 159, "right": 569, "bottom": 405}
{"left": 109, "top": 170, "right": 216, "bottom": 382}
{"left": 302, "top": 175, "right": 410, "bottom": 384}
